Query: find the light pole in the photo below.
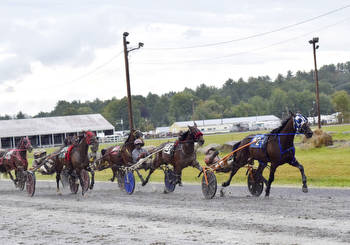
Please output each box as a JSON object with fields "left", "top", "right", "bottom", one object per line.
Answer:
{"left": 123, "top": 32, "right": 144, "bottom": 130}
{"left": 309, "top": 37, "right": 321, "bottom": 129}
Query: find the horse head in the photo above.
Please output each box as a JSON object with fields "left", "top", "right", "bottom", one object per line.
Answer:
{"left": 133, "top": 129, "right": 143, "bottom": 139}
{"left": 124, "top": 129, "right": 143, "bottom": 145}
{"left": 18, "top": 136, "right": 33, "bottom": 153}
{"left": 292, "top": 112, "right": 313, "bottom": 138}
{"left": 188, "top": 123, "right": 204, "bottom": 146}
{"left": 84, "top": 131, "right": 99, "bottom": 152}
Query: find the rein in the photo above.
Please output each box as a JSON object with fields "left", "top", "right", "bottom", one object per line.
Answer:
{"left": 263, "top": 133, "right": 303, "bottom": 162}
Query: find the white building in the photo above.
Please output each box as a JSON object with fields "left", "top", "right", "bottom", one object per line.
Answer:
{"left": 0, "top": 114, "right": 114, "bottom": 148}
{"left": 307, "top": 112, "right": 340, "bottom": 125}
{"left": 170, "top": 115, "right": 281, "bottom": 134}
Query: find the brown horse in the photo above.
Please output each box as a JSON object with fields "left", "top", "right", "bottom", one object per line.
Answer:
{"left": 95, "top": 129, "right": 143, "bottom": 185}
{"left": 54, "top": 131, "right": 98, "bottom": 195}
{"left": 140, "top": 124, "right": 205, "bottom": 188}
{"left": 221, "top": 112, "right": 313, "bottom": 197}
{"left": 0, "top": 137, "right": 33, "bottom": 188}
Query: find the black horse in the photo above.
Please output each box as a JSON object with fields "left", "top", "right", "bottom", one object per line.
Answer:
{"left": 221, "top": 112, "right": 313, "bottom": 197}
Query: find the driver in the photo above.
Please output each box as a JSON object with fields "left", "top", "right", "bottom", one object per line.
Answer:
{"left": 132, "top": 138, "right": 148, "bottom": 163}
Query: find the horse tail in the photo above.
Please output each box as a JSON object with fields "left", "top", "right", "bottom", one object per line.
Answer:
{"left": 101, "top": 149, "right": 107, "bottom": 156}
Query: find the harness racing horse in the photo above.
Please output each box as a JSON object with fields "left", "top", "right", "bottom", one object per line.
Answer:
{"left": 55, "top": 131, "right": 98, "bottom": 195}
{"left": 140, "top": 123, "right": 205, "bottom": 190}
{"left": 221, "top": 112, "right": 313, "bottom": 197}
{"left": 95, "top": 129, "right": 143, "bottom": 187}
{"left": 0, "top": 137, "right": 33, "bottom": 189}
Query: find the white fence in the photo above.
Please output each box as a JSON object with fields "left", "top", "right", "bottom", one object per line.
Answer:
{"left": 98, "top": 135, "right": 124, "bottom": 144}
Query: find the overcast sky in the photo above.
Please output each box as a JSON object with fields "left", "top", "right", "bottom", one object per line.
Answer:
{"left": 1, "top": 0, "right": 350, "bottom": 116}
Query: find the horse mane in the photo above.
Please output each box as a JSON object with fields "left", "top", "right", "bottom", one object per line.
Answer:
{"left": 77, "top": 134, "right": 85, "bottom": 143}
{"left": 270, "top": 115, "right": 292, "bottom": 134}
{"left": 179, "top": 130, "right": 189, "bottom": 141}
{"left": 17, "top": 137, "right": 27, "bottom": 149}
{"left": 17, "top": 138, "right": 23, "bottom": 148}
{"left": 124, "top": 129, "right": 135, "bottom": 145}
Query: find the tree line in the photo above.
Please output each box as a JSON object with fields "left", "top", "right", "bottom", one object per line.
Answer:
{"left": 2, "top": 61, "right": 350, "bottom": 131}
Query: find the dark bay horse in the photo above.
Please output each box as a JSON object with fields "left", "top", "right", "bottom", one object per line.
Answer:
{"left": 140, "top": 124, "right": 205, "bottom": 187}
{"left": 96, "top": 129, "right": 143, "bottom": 185}
{"left": 54, "top": 131, "right": 98, "bottom": 195}
{"left": 0, "top": 137, "right": 33, "bottom": 188}
{"left": 221, "top": 112, "right": 313, "bottom": 197}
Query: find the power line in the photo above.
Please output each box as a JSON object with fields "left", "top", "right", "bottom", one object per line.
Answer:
{"left": 65, "top": 50, "right": 124, "bottom": 85}
{"left": 136, "top": 16, "right": 350, "bottom": 65}
{"left": 41, "top": 50, "right": 124, "bottom": 90}
{"left": 145, "top": 3, "right": 350, "bottom": 50}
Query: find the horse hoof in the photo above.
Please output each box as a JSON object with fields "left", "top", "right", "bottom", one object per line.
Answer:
{"left": 57, "top": 191, "right": 62, "bottom": 196}
{"left": 220, "top": 189, "right": 225, "bottom": 197}
{"left": 302, "top": 187, "right": 308, "bottom": 193}
{"left": 222, "top": 182, "right": 228, "bottom": 187}
{"left": 142, "top": 182, "right": 147, "bottom": 187}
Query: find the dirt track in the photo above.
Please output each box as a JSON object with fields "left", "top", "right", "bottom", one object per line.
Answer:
{"left": 0, "top": 179, "right": 349, "bottom": 245}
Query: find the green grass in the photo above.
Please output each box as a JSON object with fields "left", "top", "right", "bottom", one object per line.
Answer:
{"left": 320, "top": 124, "right": 350, "bottom": 141}
{"left": 2, "top": 125, "right": 349, "bottom": 187}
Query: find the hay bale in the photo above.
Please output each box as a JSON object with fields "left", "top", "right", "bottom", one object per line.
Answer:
{"left": 197, "top": 143, "right": 221, "bottom": 154}
{"left": 221, "top": 141, "right": 240, "bottom": 152}
{"left": 302, "top": 129, "right": 333, "bottom": 148}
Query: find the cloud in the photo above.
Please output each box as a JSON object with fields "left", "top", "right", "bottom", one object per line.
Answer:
{"left": 0, "top": 0, "right": 349, "bottom": 116}
{"left": 0, "top": 2, "right": 127, "bottom": 82}
{"left": 183, "top": 29, "right": 201, "bottom": 39}
{"left": 0, "top": 56, "right": 31, "bottom": 83}
{"left": 5, "top": 86, "right": 15, "bottom": 93}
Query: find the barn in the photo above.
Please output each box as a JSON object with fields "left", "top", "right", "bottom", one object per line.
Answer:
{"left": 169, "top": 115, "right": 281, "bottom": 134}
{"left": 0, "top": 114, "right": 114, "bottom": 148}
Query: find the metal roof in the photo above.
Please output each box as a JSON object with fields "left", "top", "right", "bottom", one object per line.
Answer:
{"left": 0, "top": 114, "right": 114, "bottom": 138}
{"left": 172, "top": 115, "right": 280, "bottom": 127}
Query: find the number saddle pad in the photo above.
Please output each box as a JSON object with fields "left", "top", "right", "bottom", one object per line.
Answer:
{"left": 162, "top": 143, "right": 175, "bottom": 155}
{"left": 250, "top": 134, "right": 268, "bottom": 149}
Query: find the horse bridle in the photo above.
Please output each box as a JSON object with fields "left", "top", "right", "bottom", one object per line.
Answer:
{"left": 177, "top": 128, "right": 203, "bottom": 144}
{"left": 84, "top": 131, "right": 96, "bottom": 145}
{"left": 19, "top": 137, "right": 32, "bottom": 150}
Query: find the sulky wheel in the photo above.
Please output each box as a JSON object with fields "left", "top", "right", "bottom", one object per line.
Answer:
{"left": 69, "top": 175, "right": 79, "bottom": 194}
{"left": 26, "top": 171, "right": 36, "bottom": 197}
{"left": 124, "top": 171, "right": 135, "bottom": 195}
{"left": 164, "top": 169, "right": 176, "bottom": 193}
{"left": 201, "top": 170, "right": 217, "bottom": 199}
{"left": 116, "top": 170, "right": 125, "bottom": 190}
{"left": 247, "top": 169, "right": 264, "bottom": 197}
{"left": 80, "top": 169, "right": 90, "bottom": 194}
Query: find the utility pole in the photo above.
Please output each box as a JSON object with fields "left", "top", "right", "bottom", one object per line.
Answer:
{"left": 309, "top": 37, "right": 321, "bottom": 129}
{"left": 123, "top": 32, "right": 143, "bottom": 130}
